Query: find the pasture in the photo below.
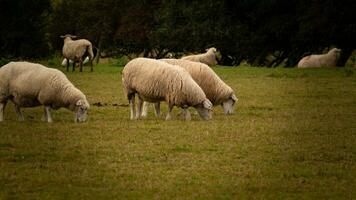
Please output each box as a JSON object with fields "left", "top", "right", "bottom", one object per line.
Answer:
{"left": 0, "top": 61, "right": 355, "bottom": 199}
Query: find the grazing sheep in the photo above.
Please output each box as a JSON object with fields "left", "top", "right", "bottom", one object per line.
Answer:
{"left": 0, "top": 62, "right": 90, "bottom": 122}
{"left": 181, "top": 47, "right": 218, "bottom": 66}
{"left": 122, "top": 58, "right": 213, "bottom": 120}
{"left": 297, "top": 48, "right": 341, "bottom": 68}
{"left": 142, "top": 59, "right": 238, "bottom": 117}
{"left": 61, "top": 34, "right": 94, "bottom": 72}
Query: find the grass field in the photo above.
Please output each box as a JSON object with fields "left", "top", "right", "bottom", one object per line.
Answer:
{"left": 0, "top": 61, "right": 355, "bottom": 199}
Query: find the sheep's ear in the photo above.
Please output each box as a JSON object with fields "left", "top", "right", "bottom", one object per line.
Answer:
{"left": 60, "top": 35, "right": 65, "bottom": 38}
{"left": 203, "top": 99, "right": 213, "bottom": 110}
{"left": 71, "top": 35, "right": 77, "bottom": 39}
{"left": 231, "top": 94, "right": 238, "bottom": 102}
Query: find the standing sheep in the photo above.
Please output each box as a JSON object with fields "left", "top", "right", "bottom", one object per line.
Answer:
{"left": 122, "top": 58, "right": 213, "bottom": 121}
{"left": 297, "top": 48, "right": 341, "bottom": 68}
{"left": 181, "top": 47, "right": 218, "bottom": 66}
{"left": 0, "top": 62, "right": 90, "bottom": 123}
{"left": 142, "top": 59, "right": 238, "bottom": 117}
{"left": 61, "top": 34, "right": 94, "bottom": 72}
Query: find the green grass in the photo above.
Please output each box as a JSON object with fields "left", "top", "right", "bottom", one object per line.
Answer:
{"left": 1, "top": 63, "right": 355, "bottom": 199}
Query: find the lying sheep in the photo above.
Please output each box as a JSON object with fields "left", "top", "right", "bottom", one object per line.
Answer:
{"left": 0, "top": 62, "right": 90, "bottom": 122}
{"left": 122, "top": 58, "right": 213, "bottom": 120}
{"left": 61, "top": 34, "right": 94, "bottom": 72}
{"left": 181, "top": 47, "right": 218, "bottom": 66}
{"left": 142, "top": 59, "right": 238, "bottom": 117}
{"left": 297, "top": 48, "right": 341, "bottom": 68}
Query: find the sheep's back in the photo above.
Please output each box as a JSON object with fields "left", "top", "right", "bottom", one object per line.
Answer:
{"left": 161, "top": 59, "right": 232, "bottom": 104}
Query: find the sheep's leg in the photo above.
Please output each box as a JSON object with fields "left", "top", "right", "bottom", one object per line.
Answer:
{"left": 135, "top": 97, "right": 143, "bottom": 120}
{"left": 41, "top": 106, "right": 48, "bottom": 121}
{"left": 66, "top": 59, "right": 70, "bottom": 72}
{"left": 14, "top": 105, "right": 24, "bottom": 121}
{"left": 165, "top": 104, "right": 174, "bottom": 120}
{"left": 79, "top": 61, "right": 83, "bottom": 72}
{"left": 141, "top": 101, "right": 149, "bottom": 118}
{"left": 0, "top": 101, "right": 7, "bottom": 122}
{"left": 128, "top": 94, "right": 136, "bottom": 120}
{"left": 182, "top": 108, "right": 191, "bottom": 121}
{"left": 90, "top": 59, "right": 93, "bottom": 72}
{"left": 154, "top": 102, "right": 160, "bottom": 117}
{"left": 44, "top": 106, "right": 53, "bottom": 123}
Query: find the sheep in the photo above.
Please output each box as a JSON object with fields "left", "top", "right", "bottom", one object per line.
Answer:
{"left": 181, "top": 47, "right": 218, "bottom": 66}
{"left": 297, "top": 48, "right": 341, "bottom": 68}
{"left": 142, "top": 59, "right": 238, "bottom": 117}
{"left": 0, "top": 61, "right": 90, "bottom": 123}
{"left": 61, "top": 46, "right": 98, "bottom": 67}
{"left": 61, "top": 34, "right": 94, "bottom": 72}
{"left": 122, "top": 58, "right": 213, "bottom": 121}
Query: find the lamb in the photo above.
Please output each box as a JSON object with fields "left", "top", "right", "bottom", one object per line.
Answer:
{"left": 61, "top": 34, "right": 94, "bottom": 72}
{"left": 181, "top": 47, "right": 218, "bottom": 66}
{"left": 122, "top": 58, "right": 213, "bottom": 120}
{"left": 0, "top": 62, "right": 90, "bottom": 123}
{"left": 297, "top": 48, "right": 341, "bottom": 68}
{"left": 142, "top": 59, "right": 238, "bottom": 117}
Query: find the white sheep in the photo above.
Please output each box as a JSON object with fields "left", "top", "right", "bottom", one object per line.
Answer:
{"left": 122, "top": 58, "right": 213, "bottom": 120}
{"left": 297, "top": 48, "right": 341, "bottom": 68}
{"left": 142, "top": 59, "right": 238, "bottom": 117}
{"left": 0, "top": 62, "right": 90, "bottom": 122}
{"left": 61, "top": 34, "right": 94, "bottom": 72}
{"left": 181, "top": 47, "right": 218, "bottom": 66}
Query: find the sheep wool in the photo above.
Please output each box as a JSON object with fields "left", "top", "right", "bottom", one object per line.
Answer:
{"left": 61, "top": 34, "right": 94, "bottom": 72}
{"left": 122, "top": 58, "right": 212, "bottom": 120}
{"left": 298, "top": 48, "right": 341, "bottom": 68}
{"left": 181, "top": 47, "right": 218, "bottom": 66}
{"left": 0, "top": 62, "right": 90, "bottom": 122}
{"left": 160, "top": 59, "right": 236, "bottom": 105}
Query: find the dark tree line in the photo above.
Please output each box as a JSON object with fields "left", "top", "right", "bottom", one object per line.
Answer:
{"left": 0, "top": 0, "right": 355, "bottom": 66}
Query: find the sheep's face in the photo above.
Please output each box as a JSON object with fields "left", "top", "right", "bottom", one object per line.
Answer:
{"left": 332, "top": 48, "right": 341, "bottom": 60}
{"left": 75, "top": 99, "right": 90, "bottom": 123}
{"left": 195, "top": 99, "right": 213, "bottom": 120}
{"left": 222, "top": 94, "right": 238, "bottom": 115}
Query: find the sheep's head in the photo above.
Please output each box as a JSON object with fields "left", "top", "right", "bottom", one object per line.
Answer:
{"left": 206, "top": 47, "right": 217, "bottom": 53}
{"left": 74, "top": 99, "right": 90, "bottom": 123}
{"left": 60, "top": 34, "right": 77, "bottom": 42}
{"left": 329, "top": 48, "right": 341, "bottom": 60}
{"left": 222, "top": 94, "right": 238, "bottom": 115}
{"left": 195, "top": 99, "right": 213, "bottom": 120}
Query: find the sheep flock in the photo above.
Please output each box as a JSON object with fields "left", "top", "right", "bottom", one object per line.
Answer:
{"left": 0, "top": 34, "right": 346, "bottom": 123}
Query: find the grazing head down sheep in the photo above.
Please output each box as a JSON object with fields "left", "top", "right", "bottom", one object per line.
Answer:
{"left": 61, "top": 34, "right": 94, "bottom": 72}
{"left": 142, "top": 59, "right": 238, "bottom": 117}
{"left": 0, "top": 62, "right": 90, "bottom": 123}
{"left": 122, "top": 58, "right": 213, "bottom": 121}
{"left": 181, "top": 47, "right": 218, "bottom": 66}
{"left": 297, "top": 48, "right": 341, "bottom": 68}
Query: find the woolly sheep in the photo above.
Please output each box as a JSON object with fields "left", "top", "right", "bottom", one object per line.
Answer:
{"left": 0, "top": 62, "right": 90, "bottom": 123}
{"left": 297, "top": 48, "right": 341, "bottom": 68}
{"left": 122, "top": 58, "right": 213, "bottom": 120}
{"left": 181, "top": 47, "right": 218, "bottom": 66}
{"left": 61, "top": 34, "right": 94, "bottom": 72}
{"left": 142, "top": 59, "right": 238, "bottom": 117}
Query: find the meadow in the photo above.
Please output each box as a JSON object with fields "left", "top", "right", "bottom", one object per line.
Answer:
{"left": 0, "top": 61, "right": 355, "bottom": 199}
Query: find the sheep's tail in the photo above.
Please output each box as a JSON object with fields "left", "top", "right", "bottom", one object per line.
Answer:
{"left": 86, "top": 45, "right": 94, "bottom": 61}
